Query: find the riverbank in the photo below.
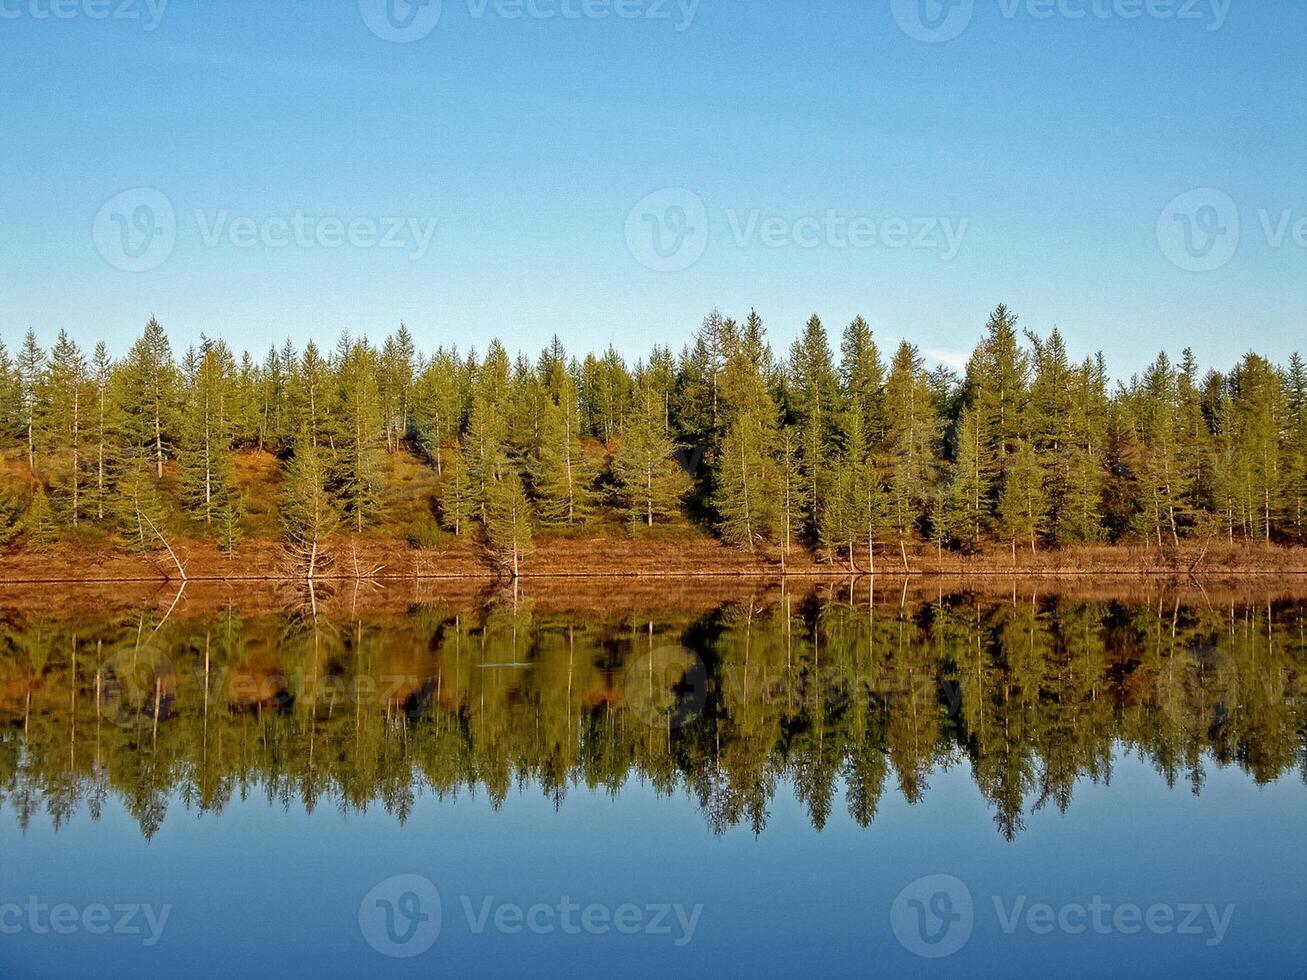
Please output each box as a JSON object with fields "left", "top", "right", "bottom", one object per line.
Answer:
{"left": 2, "top": 534, "right": 1305, "bottom": 584}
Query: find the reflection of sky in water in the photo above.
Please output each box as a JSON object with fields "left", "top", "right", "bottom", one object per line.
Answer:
{"left": 4, "top": 750, "right": 1304, "bottom": 978}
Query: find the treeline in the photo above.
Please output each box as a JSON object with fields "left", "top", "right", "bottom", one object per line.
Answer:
{"left": 3, "top": 594, "right": 1304, "bottom": 838}
{"left": 1, "top": 305, "right": 1305, "bottom": 570}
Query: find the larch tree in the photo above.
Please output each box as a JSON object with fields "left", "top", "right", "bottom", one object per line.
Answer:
{"left": 942, "top": 406, "right": 989, "bottom": 549}
{"left": 530, "top": 364, "right": 595, "bottom": 526}
{"left": 438, "top": 442, "right": 474, "bottom": 535}
{"left": 970, "top": 304, "right": 1029, "bottom": 465}
{"left": 996, "top": 437, "right": 1048, "bottom": 559}
{"left": 178, "top": 339, "right": 236, "bottom": 528}
{"left": 379, "top": 324, "right": 416, "bottom": 452}
{"left": 463, "top": 341, "right": 512, "bottom": 522}
{"left": 485, "top": 466, "right": 533, "bottom": 578}
{"left": 46, "top": 330, "right": 89, "bottom": 526}
{"left": 281, "top": 436, "right": 339, "bottom": 579}
{"left": 882, "top": 342, "right": 939, "bottom": 568}
{"left": 839, "top": 316, "right": 886, "bottom": 447}
{"left": 1286, "top": 353, "right": 1307, "bottom": 542}
{"left": 0, "top": 339, "right": 21, "bottom": 450}
{"left": 258, "top": 344, "right": 287, "bottom": 452}
{"left": 1220, "top": 352, "right": 1285, "bottom": 542}
{"left": 119, "top": 316, "right": 176, "bottom": 479}
{"left": 820, "top": 409, "right": 885, "bottom": 572}
{"left": 334, "top": 336, "right": 384, "bottom": 532}
{"left": 787, "top": 314, "right": 840, "bottom": 542}
{"left": 114, "top": 449, "right": 169, "bottom": 554}
{"left": 714, "top": 327, "right": 781, "bottom": 552}
{"left": 412, "top": 347, "right": 465, "bottom": 473}
{"left": 88, "top": 343, "right": 119, "bottom": 522}
{"left": 288, "top": 340, "right": 333, "bottom": 450}
{"left": 17, "top": 328, "right": 46, "bottom": 473}
{"left": 614, "top": 374, "right": 687, "bottom": 528}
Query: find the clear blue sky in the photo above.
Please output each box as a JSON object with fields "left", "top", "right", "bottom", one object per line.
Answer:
{"left": 1, "top": 0, "right": 1303, "bottom": 378}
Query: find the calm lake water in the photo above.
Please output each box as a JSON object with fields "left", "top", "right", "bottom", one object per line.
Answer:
{"left": 2, "top": 582, "right": 1304, "bottom": 978}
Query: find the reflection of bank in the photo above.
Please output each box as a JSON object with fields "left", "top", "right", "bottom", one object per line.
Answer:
{"left": 621, "top": 644, "right": 707, "bottom": 728}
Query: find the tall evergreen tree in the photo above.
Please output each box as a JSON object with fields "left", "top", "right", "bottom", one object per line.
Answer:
{"left": 16, "top": 328, "right": 46, "bottom": 473}
{"left": 839, "top": 316, "right": 886, "bottom": 447}
{"left": 614, "top": 375, "right": 687, "bottom": 528}
{"left": 119, "top": 316, "right": 176, "bottom": 479}
{"left": 178, "top": 339, "right": 236, "bottom": 527}
{"left": 996, "top": 438, "right": 1048, "bottom": 558}
{"left": 438, "top": 442, "right": 474, "bottom": 535}
{"left": 334, "top": 337, "right": 384, "bottom": 532}
{"left": 281, "top": 438, "right": 338, "bottom": 578}
{"left": 485, "top": 466, "right": 533, "bottom": 577}
{"left": 882, "top": 342, "right": 939, "bottom": 566}
{"left": 530, "top": 365, "right": 596, "bottom": 525}
{"left": 787, "top": 314, "right": 840, "bottom": 541}
{"left": 46, "top": 330, "right": 89, "bottom": 525}
{"left": 88, "top": 343, "right": 120, "bottom": 522}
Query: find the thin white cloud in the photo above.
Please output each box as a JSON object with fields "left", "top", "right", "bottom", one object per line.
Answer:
{"left": 923, "top": 347, "right": 970, "bottom": 372}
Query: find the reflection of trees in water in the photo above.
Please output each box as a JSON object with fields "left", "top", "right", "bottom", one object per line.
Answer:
{"left": 0, "top": 593, "right": 1303, "bottom": 841}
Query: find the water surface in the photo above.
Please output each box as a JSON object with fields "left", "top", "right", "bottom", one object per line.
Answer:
{"left": 2, "top": 581, "right": 1304, "bottom": 977}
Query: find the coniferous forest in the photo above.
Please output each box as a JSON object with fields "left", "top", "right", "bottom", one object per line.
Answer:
{"left": 1, "top": 304, "right": 1305, "bottom": 576}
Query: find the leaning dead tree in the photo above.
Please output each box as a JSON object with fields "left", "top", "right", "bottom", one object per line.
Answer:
{"left": 138, "top": 511, "right": 188, "bottom": 582}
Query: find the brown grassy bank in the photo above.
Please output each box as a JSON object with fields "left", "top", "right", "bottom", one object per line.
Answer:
{"left": 1, "top": 533, "right": 1305, "bottom": 586}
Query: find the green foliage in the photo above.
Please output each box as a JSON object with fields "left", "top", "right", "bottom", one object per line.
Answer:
{"left": 114, "top": 452, "right": 169, "bottom": 553}
{"left": 24, "top": 484, "right": 57, "bottom": 550}
{"left": 438, "top": 443, "right": 474, "bottom": 536}
{"left": 281, "top": 440, "right": 338, "bottom": 575}
{"left": 3, "top": 306, "right": 1305, "bottom": 559}
{"left": 614, "top": 377, "right": 688, "bottom": 528}
{"left": 485, "top": 466, "right": 533, "bottom": 576}
{"left": 529, "top": 368, "right": 596, "bottom": 525}
{"left": 406, "top": 511, "right": 446, "bottom": 550}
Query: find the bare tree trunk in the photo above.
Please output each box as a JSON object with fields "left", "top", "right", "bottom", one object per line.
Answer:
{"left": 71, "top": 389, "right": 80, "bottom": 526}
{"left": 140, "top": 511, "right": 187, "bottom": 581}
